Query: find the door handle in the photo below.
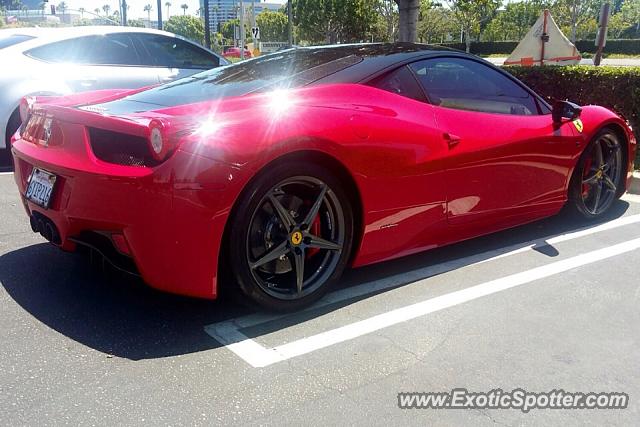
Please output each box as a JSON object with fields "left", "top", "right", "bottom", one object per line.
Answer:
{"left": 78, "top": 77, "right": 97, "bottom": 87}
{"left": 443, "top": 132, "right": 461, "bottom": 148}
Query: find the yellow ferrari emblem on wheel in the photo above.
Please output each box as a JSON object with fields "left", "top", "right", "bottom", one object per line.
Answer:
{"left": 573, "top": 118, "right": 583, "bottom": 133}
{"left": 291, "top": 231, "right": 303, "bottom": 246}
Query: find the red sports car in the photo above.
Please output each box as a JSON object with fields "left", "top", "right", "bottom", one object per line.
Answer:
{"left": 223, "top": 46, "right": 253, "bottom": 59}
{"left": 11, "top": 44, "right": 637, "bottom": 311}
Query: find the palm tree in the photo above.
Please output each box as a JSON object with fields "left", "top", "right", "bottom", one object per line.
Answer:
{"left": 165, "top": 1, "right": 171, "bottom": 18}
{"left": 58, "top": 1, "right": 67, "bottom": 20}
{"left": 180, "top": 3, "right": 188, "bottom": 15}
{"left": 143, "top": 4, "right": 153, "bottom": 25}
{"left": 21, "top": 5, "right": 28, "bottom": 17}
{"left": 39, "top": 1, "right": 46, "bottom": 17}
{"left": 79, "top": 7, "right": 85, "bottom": 18}
{"left": 94, "top": 8, "right": 100, "bottom": 16}
{"left": 102, "top": 4, "right": 111, "bottom": 16}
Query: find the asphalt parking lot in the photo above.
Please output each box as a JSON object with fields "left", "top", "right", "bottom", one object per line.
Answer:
{"left": 1, "top": 171, "right": 640, "bottom": 425}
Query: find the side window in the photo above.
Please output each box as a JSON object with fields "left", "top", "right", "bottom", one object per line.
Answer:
{"left": 85, "top": 34, "right": 141, "bottom": 65}
{"left": 409, "top": 57, "right": 540, "bottom": 115}
{"left": 133, "top": 34, "right": 219, "bottom": 69}
{"left": 26, "top": 38, "right": 80, "bottom": 63}
{"left": 26, "top": 35, "right": 141, "bottom": 66}
{"left": 369, "top": 65, "right": 427, "bottom": 103}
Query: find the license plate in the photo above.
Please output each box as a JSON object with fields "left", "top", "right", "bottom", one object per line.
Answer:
{"left": 26, "top": 168, "right": 57, "bottom": 209}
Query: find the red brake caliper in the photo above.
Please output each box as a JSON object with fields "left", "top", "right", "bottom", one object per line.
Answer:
{"left": 306, "top": 214, "right": 321, "bottom": 258}
{"left": 582, "top": 156, "right": 593, "bottom": 197}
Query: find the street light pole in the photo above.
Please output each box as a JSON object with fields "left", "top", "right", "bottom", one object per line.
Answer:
{"left": 287, "top": 0, "right": 293, "bottom": 47}
{"left": 251, "top": 0, "right": 257, "bottom": 52}
{"left": 204, "top": 0, "right": 211, "bottom": 49}
{"left": 156, "top": 0, "right": 162, "bottom": 30}
{"left": 239, "top": 0, "right": 245, "bottom": 60}
{"left": 121, "top": 0, "right": 127, "bottom": 26}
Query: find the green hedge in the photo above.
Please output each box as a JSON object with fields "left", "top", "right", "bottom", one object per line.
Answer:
{"left": 438, "top": 40, "right": 640, "bottom": 56}
{"left": 438, "top": 41, "right": 519, "bottom": 55}
{"left": 575, "top": 39, "right": 640, "bottom": 55}
{"left": 507, "top": 66, "right": 640, "bottom": 166}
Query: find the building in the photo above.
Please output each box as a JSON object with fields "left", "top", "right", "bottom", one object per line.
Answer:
{"left": 200, "top": 0, "right": 281, "bottom": 34}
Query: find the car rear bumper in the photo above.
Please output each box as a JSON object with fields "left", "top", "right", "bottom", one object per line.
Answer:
{"left": 12, "top": 138, "right": 238, "bottom": 300}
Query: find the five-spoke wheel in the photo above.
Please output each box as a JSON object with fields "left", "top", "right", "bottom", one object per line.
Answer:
{"left": 570, "top": 129, "right": 624, "bottom": 218}
{"left": 229, "top": 162, "right": 353, "bottom": 311}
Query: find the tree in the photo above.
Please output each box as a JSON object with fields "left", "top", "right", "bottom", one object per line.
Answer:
{"left": 143, "top": 3, "right": 153, "bottom": 24}
{"left": 181, "top": 3, "right": 188, "bottom": 15}
{"left": 78, "top": 7, "right": 85, "bottom": 18}
{"left": 550, "top": 0, "right": 600, "bottom": 43}
{"left": 620, "top": 0, "right": 640, "bottom": 36}
{"left": 293, "top": 0, "right": 378, "bottom": 44}
{"left": 165, "top": 1, "right": 171, "bottom": 18}
{"left": 484, "top": 0, "right": 550, "bottom": 41}
{"left": 446, "top": 0, "right": 501, "bottom": 52}
{"left": 376, "top": 0, "right": 398, "bottom": 42}
{"left": 164, "top": 15, "right": 204, "bottom": 43}
{"left": 256, "top": 10, "right": 288, "bottom": 42}
{"left": 127, "top": 18, "right": 146, "bottom": 27}
{"left": 418, "top": 1, "right": 457, "bottom": 43}
{"left": 395, "top": 0, "right": 420, "bottom": 42}
{"left": 102, "top": 4, "right": 111, "bottom": 16}
{"left": 94, "top": 8, "right": 100, "bottom": 16}
{"left": 221, "top": 18, "right": 249, "bottom": 43}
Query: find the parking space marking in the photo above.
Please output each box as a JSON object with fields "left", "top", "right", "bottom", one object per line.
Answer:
{"left": 208, "top": 214, "right": 640, "bottom": 332}
{"left": 206, "top": 233, "right": 640, "bottom": 368}
{"left": 0, "top": 172, "right": 14, "bottom": 176}
{"left": 479, "top": 213, "right": 640, "bottom": 263}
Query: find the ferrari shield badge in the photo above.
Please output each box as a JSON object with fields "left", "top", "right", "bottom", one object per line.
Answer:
{"left": 573, "top": 118, "right": 583, "bottom": 133}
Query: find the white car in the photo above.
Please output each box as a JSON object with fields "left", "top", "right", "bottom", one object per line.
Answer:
{"left": 0, "top": 26, "right": 228, "bottom": 166}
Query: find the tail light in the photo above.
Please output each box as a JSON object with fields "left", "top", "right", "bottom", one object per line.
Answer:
{"left": 147, "top": 119, "right": 179, "bottom": 161}
{"left": 19, "top": 96, "right": 35, "bottom": 122}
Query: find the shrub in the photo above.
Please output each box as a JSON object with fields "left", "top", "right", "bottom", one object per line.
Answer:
{"left": 437, "top": 40, "right": 640, "bottom": 56}
{"left": 507, "top": 66, "right": 640, "bottom": 166}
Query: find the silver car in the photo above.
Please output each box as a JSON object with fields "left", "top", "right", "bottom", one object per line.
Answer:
{"left": 0, "top": 26, "right": 227, "bottom": 165}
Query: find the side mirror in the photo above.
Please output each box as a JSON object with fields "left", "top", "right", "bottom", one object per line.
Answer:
{"left": 552, "top": 100, "right": 582, "bottom": 123}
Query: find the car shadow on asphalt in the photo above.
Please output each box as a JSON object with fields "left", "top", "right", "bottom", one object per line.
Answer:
{"left": 0, "top": 201, "right": 631, "bottom": 360}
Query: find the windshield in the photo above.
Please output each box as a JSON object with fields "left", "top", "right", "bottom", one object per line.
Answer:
{"left": 0, "top": 34, "right": 35, "bottom": 49}
{"left": 96, "top": 48, "right": 363, "bottom": 112}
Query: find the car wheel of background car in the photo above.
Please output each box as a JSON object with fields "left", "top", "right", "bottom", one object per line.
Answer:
{"left": 229, "top": 162, "right": 354, "bottom": 312}
{"left": 1, "top": 108, "right": 20, "bottom": 170}
{"left": 569, "top": 128, "right": 624, "bottom": 219}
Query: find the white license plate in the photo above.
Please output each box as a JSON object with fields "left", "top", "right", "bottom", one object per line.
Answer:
{"left": 26, "top": 168, "right": 57, "bottom": 208}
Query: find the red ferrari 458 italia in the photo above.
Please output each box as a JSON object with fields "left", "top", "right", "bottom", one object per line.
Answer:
{"left": 11, "top": 44, "right": 637, "bottom": 311}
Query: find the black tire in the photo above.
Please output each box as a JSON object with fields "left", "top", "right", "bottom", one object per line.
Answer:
{"left": 228, "top": 162, "right": 354, "bottom": 312}
{"left": 568, "top": 128, "right": 624, "bottom": 219}
{"left": 1, "top": 108, "right": 21, "bottom": 171}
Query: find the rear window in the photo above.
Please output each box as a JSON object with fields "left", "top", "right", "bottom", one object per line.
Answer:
{"left": 0, "top": 34, "right": 35, "bottom": 49}
{"left": 97, "top": 48, "right": 363, "bottom": 112}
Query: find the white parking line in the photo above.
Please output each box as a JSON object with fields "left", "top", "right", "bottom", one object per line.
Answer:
{"left": 205, "top": 219, "right": 640, "bottom": 368}
{"left": 208, "top": 214, "right": 640, "bottom": 331}
{"left": 0, "top": 171, "right": 14, "bottom": 176}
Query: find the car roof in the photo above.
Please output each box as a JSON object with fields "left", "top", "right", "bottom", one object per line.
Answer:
{"left": 0, "top": 26, "right": 205, "bottom": 52}
{"left": 278, "top": 42, "right": 467, "bottom": 85}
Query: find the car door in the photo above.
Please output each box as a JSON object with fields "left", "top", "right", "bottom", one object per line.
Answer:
{"left": 408, "top": 57, "right": 580, "bottom": 228}
{"left": 131, "top": 34, "right": 223, "bottom": 84}
{"left": 26, "top": 34, "right": 161, "bottom": 91}
{"left": 362, "top": 65, "right": 450, "bottom": 259}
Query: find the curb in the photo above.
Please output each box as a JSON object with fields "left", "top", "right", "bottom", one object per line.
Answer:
{"left": 630, "top": 171, "right": 640, "bottom": 195}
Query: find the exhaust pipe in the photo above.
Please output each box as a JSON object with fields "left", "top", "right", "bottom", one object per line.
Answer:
{"left": 29, "top": 212, "right": 61, "bottom": 244}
